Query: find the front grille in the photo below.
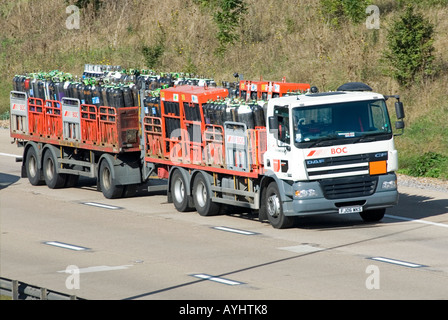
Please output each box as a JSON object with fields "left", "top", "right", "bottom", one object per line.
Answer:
{"left": 305, "top": 151, "right": 388, "bottom": 179}
{"left": 306, "top": 153, "right": 371, "bottom": 168}
{"left": 319, "top": 175, "right": 378, "bottom": 200}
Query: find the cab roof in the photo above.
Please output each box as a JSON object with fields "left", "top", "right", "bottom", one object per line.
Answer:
{"left": 271, "top": 90, "right": 385, "bottom": 108}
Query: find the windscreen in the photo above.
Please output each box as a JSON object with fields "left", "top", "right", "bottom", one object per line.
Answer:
{"left": 293, "top": 99, "right": 392, "bottom": 148}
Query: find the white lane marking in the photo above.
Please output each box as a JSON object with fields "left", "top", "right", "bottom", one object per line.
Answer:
{"left": 0, "top": 152, "right": 21, "bottom": 158}
{"left": 386, "top": 214, "right": 448, "bottom": 229}
{"left": 370, "top": 257, "right": 425, "bottom": 268}
{"left": 192, "top": 274, "right": 243, "bottom": 286}
{"left": 213, "top": 226, "right": 256, "bottom": 235}
{"left": 279, "top": 244, "right": 324, "bottom": 254}
{"left": 57, "top": 265, "right": 132, "bottom": 274}
{"left": 83, "top": 202, "right": 121, "bottom": 210}
{"left": 44, "top": 241, "right": 89, "bottom": 251}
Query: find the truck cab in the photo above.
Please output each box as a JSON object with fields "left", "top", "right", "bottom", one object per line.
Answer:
{"left": 263, "top": 83, "right": 404, "bottom": 227}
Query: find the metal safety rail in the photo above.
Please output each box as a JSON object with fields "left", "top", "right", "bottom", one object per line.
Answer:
{"left": 0, "top": 277, "right": 84, "bottom": 300}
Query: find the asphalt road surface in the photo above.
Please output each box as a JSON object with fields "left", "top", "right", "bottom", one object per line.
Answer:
{"left": 1, "top": 128, "right": 448, "bottom": 302}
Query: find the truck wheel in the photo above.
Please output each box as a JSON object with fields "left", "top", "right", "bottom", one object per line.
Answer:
{"left": 360, "top": 209, "right": 386, "bottom": 222}
{"left": 265, "top": 182, "right": 295, "bottom": 229}
{"left": 43, "top": 150, "right": 67, "bottom": 189}
{"left": 99, "top": 160, "right": 123, "bottom": 199}
{"left": 171, "top": 170, "right": 190, "bottom": 212}
{"left": 192, "top": 173, "right": 220, "bottom": 216}
{"left": 25, "top": 147, "right": 43, "bottom": 186}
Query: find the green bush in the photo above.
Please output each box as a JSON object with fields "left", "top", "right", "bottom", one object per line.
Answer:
{"left": 383, "top": 5, "right": 435, "bottom": 87}
{"left": 406, "top": 152, "right": 448, "bottom": 178}
{"left": 141, "top": 24, "right": 166, "bottom": 69}
{"left": 320, "top": 0, "right": 372, "bottom": 26}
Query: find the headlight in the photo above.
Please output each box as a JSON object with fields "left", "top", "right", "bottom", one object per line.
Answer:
{"left": 295, "top": 189, "right": 317, "bottom": 198}
{"left": 382, "top": 180, "right": 397, "bottom": 190}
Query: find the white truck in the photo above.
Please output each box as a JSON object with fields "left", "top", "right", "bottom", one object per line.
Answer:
{"left": 261, "top": 82, "right": 405, "bottom": 227}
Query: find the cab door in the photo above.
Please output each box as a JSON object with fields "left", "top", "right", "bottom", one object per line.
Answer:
{"left": 265, "top": 105, "right": 294, "bottom": 180}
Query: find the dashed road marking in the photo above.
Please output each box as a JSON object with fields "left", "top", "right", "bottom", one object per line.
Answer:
{"left": 44, "top": 241, "right": 90, "bottom": 251}
{"left": 212, "top": 226, "right": 257, "bottom": 235}
{"left": 369, "top": 257, "right": 426, "bottom": 268}
{"left": 192, "top": 274, "right": 243, "bottom": 286}
{"left": 82, "top": 202, "right": 122, "bottom": 210}
{"left": 279, "top": 244, "right": 324, "bottom": 254}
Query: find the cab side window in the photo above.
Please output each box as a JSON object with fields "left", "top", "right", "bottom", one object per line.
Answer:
{"left": 274, "top": 106, "right": 290, "bottom": 144}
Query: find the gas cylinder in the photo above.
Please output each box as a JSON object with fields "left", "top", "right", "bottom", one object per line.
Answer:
{"left": 90, "top": 83, "right": 101, "bottom": 107}
{"left": 237, "top": 103, "right": 254, "bottom": 129}
{"left": 112, "top": 86, "right": 125, "bottom": 108}
{"left": 47, "top": 79, "right": 56, "bottom": 100}
{"left": 106, "top": 86, "right": 115, "bottom": 107}
{"left": 83, "top": 80, "right": 92, "bottom": 105}
{"left": 24, "top": 77, "right": 31, "bottom": 93}
{"left": 37, "top": 80, "right": 46, "bottom": 100}
{"left": 252, "top": 102, "right": 265, "bottom": 127}
{"left": 100, "top": 85, "right": 109, "bottom": 106}
{"left": 77, "top": 82, "right": 86, "bottom": 104}
{"left": 13, "top": 75, "right": 19, "bottom": 91}
{"left": 130, "top": 84, "right": 138, "bottom": 107}
{"left": 202, "top": 102, "right": 212, "bottom": 124}
{"left": 214, "top": 102, "right": 227, "bottom": 126}
{"left": 30, "top": 76, "right": 39, "bottom": 98}
{"left": 67, "top": 81, "right": 77, "bottom": 99}
{"left": 122, "top": 85, "right": 133, "bottom": 108}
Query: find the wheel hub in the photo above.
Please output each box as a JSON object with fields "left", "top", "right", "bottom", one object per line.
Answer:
{"left": 267, "top": 194, "right": 281, "bottom": 218}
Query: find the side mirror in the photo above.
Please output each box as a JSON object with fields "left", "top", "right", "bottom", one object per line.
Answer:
{"left": 395, "top": 101, "right": 405, "bottom": 120}
{"left": 395, "top": 121, "right": 405, "bottom": 130}
{"left": 268, "top": 116, "right": 278, "bottom": 133}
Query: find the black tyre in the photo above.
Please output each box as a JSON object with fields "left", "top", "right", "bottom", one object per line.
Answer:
{"left": 25, "top": 147, "right": 43, "bottom": 186}
{"left": 99, "top": 160, "right": 123, "bottom": 199}
{"left": 43, "top": 150, "right": 67, "bottom": 189}
{"left": 360, "top": 208, "right": 386, "bottom": 222}
{"left": 171, "top": 170, "right": 190, "bottom": 212}
{"left": 265, "top": 182, "right": 295, "bottom": 229}
{"left": 192, "top": 173, "right": 220, "bottom": 216}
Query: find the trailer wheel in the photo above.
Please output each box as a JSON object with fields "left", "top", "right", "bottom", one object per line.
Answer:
{"left": 265, "top": 182, "right": 295, "bottom": 229}
{"left": 171, "top": 170, "right": 190, "bottom": 212}
{"left": 25, "top": 147, "right": 43, "bottom": 186}
{"left": 192, "top": 173, "right": 220, "bottom": 216}
{"left": 43, "top": 150, "right": 67, "bottom": 189}
{"left": 99, "top": 160, "right": 123, "bottom": 199}
{"left": 360, "top": 209, "right": 385, "bottom": 222}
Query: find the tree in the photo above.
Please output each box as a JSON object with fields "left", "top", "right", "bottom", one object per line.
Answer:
{"left": 194, "top": 0, "right": 247, "bottom": 55}
{"left": 383, "top": 5, "right": 435, "bottom": 87}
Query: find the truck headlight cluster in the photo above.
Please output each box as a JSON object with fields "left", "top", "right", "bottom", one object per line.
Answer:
{"left": 382, "top": 180, "right": 397, "bottom": 190}
{"left": 295, "top": 189, "right": 317, "bottom": 198}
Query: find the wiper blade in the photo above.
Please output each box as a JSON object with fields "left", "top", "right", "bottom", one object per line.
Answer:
{"left": 352, "top": 133, "right": 389, "bottom": 144}
{"left": 306, "top": 134, "right": 339, "bottom": 148}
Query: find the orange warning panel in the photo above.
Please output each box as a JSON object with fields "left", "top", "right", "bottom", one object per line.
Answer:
{"left": 369, "top": 161, "right": 387, "bottom": 175}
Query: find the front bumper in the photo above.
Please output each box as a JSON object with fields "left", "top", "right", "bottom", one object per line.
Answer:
{"left": 282, "top": 173, "right": 399, "bottom": 217}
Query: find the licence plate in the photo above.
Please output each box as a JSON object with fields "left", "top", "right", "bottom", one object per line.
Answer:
{"left": 339, "top": 206, "right": 363, "bottom": 214}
